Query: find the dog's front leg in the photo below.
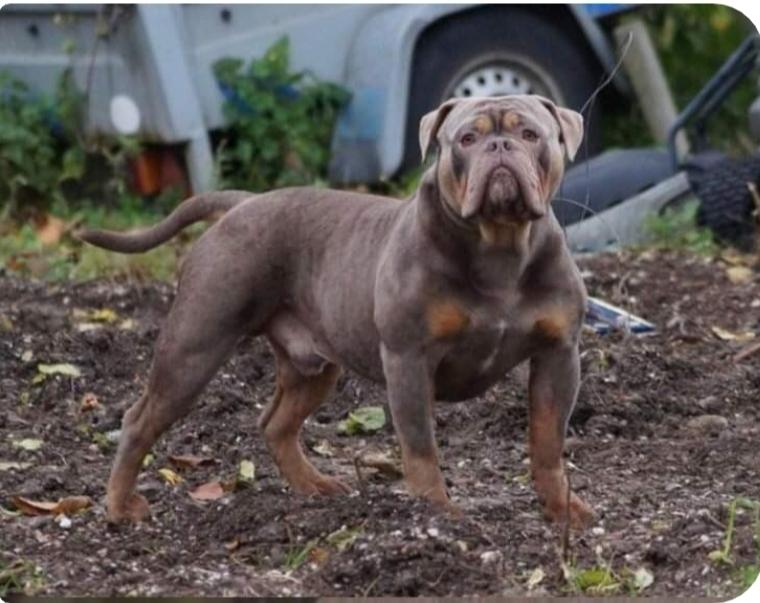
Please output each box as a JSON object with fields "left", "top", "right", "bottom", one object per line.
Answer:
{"left": 380, "top": 345, "right": 452, "bottom": 510}
{"left": 528, "top": 342, "right": 593, "bottom": 529}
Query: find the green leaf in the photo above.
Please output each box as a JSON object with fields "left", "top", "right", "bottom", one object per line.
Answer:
{"left": 337, "top": 406, "right": 386, "bottom": 435}
{"left": 36, "top": 362, "right": 81, "bottom": 378}
{"left": 631, "top": 567, "right": 654, "bottom": 591}
{"left": 12, "top": 438, "right": 43, "bottom": 451}
{"left": 238, "top": 459, "right": 255, "bottom": 483}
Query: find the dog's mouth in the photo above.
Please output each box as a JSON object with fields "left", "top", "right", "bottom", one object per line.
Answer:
{"left": 481, "top": 166, "right": 543, "bottom": 222}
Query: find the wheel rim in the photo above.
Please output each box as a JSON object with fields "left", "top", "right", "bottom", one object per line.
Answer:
{"left": 446, "top": 59, "right": 560, "bottom": 101}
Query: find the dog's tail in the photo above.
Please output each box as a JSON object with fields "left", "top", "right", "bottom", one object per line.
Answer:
{"left": 76, "top": 190, "right": 254, "bottom": 254}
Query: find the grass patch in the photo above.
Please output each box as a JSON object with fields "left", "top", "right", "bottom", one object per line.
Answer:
{"left": 708, "top": 497, "right": 760, "bottom": 594}
{"left": 0, "top": 196, "right": 200, "bottom": 282}
{"left": 0, "top": 559, "right": 45, "bottom": 596}
{"left": 643, "top": 199, "right": 719, "bottom": 255}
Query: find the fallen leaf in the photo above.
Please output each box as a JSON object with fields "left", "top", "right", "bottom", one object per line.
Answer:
{"left": 12, "top": 497, "right": 58, "bottom": 515}
{"left": 80, "top": 392, "right": 101, "bottom": 412}
{"left": 189, "top": 480, "right": 227, "bottom": 502}
{"left": 158, "top": 467, "right": 183, "bottom": 486}
{"left": 169, "top": 454, "right": 215, "bottom": 470}
{"left": 118, "top": 318, "right": 136, "bottom": 330}
{"left": 326, "top": 526, "right": 362, "bottom": 551}
{"left": 0, "top": 314, "right": 12, "bottom": 331}
{"left": 225, "top": 537, "right": 240, "bottom": 552}
{"left": 34, "top": 363, "right": 81, "bottom": 384}
{"left": 35, "top": 213, "right": 67, "bottom": 246}
{"left": 726, "top": 266, "right": 753, "bottom": 284}
{"left": 712, "top": 326, "right": 756, "bottom": 342}
{"left": 12, "top": 438, "right": 43, "bottom": 451}
{"left": 312, "top": 439, "right": 336, "bottom": 457}
{"left": 238, "top": 460, "right": 255, "bottom": 483}
{"left": 142, "top": 453, "right": 155, "bottom": 468}
{"left": 89, "top": 308, "right": 119, "bottom": 323}
{"left": 337, "top": 406, "right": 386, "bottom": 435}
{"left": 356, "top": 450, "right": 402, "bottom": 479}
{"left": 632, "top": 567, "right": 654, "bottom": 591}
{"left": 12, "top": 495, "right": 92, "bottom": 517}
{"left": 54, "top": 496, "right": 92, "bottom": 515}
{"left": 0, "top": 461, "right": 32, "bottom": 471}
{"left": 309, "top": 546, "right": 330, "bottom": 565}
{"left": 527, "top": 567, "right": 545, "bottom": 590}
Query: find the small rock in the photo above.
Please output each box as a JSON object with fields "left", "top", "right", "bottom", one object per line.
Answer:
{"left": 57, "top": 515, "right": 72, "bottom": 529}
{"left": 426, "top": 527, "right": 440, "bottom": 538}
{"left": 696, "top": 396, "right": 721, "bottom": 413}
{"left": 685, "top": 414, "right": 728, "bottom": 435}
{"left": 480, "top": 550, "right": 503, "bottom": 565}
{"left": 591, "top": 526, "right": 606, "bottom": 536}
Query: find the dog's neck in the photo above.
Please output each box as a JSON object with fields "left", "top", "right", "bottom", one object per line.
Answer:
{"left": 414, "top": 169, "right": 548, "bottom": 290}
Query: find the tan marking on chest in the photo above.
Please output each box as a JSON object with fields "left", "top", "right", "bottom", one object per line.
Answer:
{"left": 533, "top": 308, "right": 573, "bottom": 340}
{"left": 427, "top": 300, "right": 470, "bottom": 339}
{"left": 502, "top": 111, "right": 521, "bottom": 130}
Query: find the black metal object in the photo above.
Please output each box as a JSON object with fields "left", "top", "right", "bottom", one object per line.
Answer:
{"left": 667, "top": 34, "right": 760, "bottom": 171}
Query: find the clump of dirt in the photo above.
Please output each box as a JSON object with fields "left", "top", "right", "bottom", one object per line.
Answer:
{"left": 0, "top": 249, "right": 758, "bottom": 597}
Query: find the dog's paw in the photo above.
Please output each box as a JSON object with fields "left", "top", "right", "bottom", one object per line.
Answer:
{"left": 543, "top": 492, "right": 594, "bottom": 530}
{"left": 107, "top": 493, "right": 150, "bottom": 523}
{"left": 292, "top": 474, "right": 352, "bottom": 497}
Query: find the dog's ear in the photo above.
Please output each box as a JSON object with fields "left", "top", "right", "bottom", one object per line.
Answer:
{"left": 419, "top": 98, "right": 460, "bottom": 162}
{"left": 534, "top": 96, "right": 584, "bottom": 161}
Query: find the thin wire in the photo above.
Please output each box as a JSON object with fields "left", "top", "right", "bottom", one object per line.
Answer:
{"left": 577, "top": 32, "right": 635, "bottom": 224}
{"left": 553, "top": 196, "right": 623, "bottom": 250}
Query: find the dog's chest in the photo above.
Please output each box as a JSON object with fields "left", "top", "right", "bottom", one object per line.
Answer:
{"left": 433, "top": 293, "right": 569, "bottom": 401}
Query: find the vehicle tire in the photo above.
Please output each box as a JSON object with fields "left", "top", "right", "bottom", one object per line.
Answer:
{"left": 403, "top": 6, "right": 605, "bottom": 172}
{"left": 689, "top": 155, "right": 760, "bottom": 250}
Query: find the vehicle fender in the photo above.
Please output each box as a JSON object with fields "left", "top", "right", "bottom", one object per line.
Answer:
{"left": 331, "top": 4, "right": 625, "bottom": 181}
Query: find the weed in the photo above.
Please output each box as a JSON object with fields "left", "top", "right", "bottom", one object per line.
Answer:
{"left": 0, "top": 559, "right": 45, "bottom": 596}
{"left": 213, "top": 36, "right": 350, "bottom": 191}
{"left": 643, "top": 199, "right": 719, "bottom": 255}
{"left": 283, "top": 538, "right": 319, "bottom": 572}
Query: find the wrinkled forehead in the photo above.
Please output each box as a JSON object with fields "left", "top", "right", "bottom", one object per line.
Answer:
{"left": 440, "top": 95, "right": 555, "bottom": 136}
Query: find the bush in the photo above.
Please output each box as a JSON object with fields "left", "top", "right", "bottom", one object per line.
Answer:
{"left": 213, "top": 37, "right": 350, "bottom": 191}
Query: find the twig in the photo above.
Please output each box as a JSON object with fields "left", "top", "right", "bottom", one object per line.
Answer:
{"left": 734, "top": 339, "right": 760, "bottom": 363}
{"left": 353, "top": 454, "right": 367, "bottom": 496}
{"left": 561, "top": 469, "right": 572, "bottom": 565}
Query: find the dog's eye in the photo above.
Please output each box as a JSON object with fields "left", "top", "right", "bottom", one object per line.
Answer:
{"left": 522, "top": 129, "right": 539, "bottom": 142}
{"left": 460, "top": 133, "right": 477, "bottom": 147}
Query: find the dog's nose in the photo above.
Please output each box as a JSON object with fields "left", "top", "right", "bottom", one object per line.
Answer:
{"left": 486, "top": 138, "right": 511, "bottom": 153}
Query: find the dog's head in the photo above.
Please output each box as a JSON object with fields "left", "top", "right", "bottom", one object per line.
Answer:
{"left": 420, "top": 95, "right": 583, "bottom": 224}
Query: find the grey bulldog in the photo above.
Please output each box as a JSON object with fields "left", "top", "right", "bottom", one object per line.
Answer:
{"left": 79, "top": 94, "right": 593, "bottom": 528}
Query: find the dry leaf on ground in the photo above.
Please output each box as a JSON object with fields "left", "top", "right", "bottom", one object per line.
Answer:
{"left": 158, "top": 467, "right": 183, "bottom": 486}
{"left": 712, "top": 326, "right": 756, "bottom": 342}
{"left": 12, "top": 495, "right": 92, "bottom": 517}
{"left": 188, "top": 480, "right": 227, "bottom": 502}
{"left": 80, "top": 392, "right": 101, "bottom": 412}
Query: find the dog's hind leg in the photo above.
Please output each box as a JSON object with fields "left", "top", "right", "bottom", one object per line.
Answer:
{"left": 106, "top": 304, "right": 243, "bottom": 523}
{"left": 259, "top": 344, "right": 350, "bottom": 496}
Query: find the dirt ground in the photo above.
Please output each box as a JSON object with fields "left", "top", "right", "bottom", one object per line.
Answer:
{"left": 1, "top": 249, "right": 758, "bottom": 598}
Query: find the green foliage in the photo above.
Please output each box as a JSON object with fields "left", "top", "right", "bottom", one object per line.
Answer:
{"left": 0, "top": 73, "right": 62, "bottom": 212}
{"left": 0, "top": 68, "right": 140, "bottom": 217}
{"left": 337, "top": 405, "right": 386, "bottom": 435}
{"left": 0, "top": 197, "right": 188, "bottom": 282}
{"left": 213, "top": 37, "right": 350, "bottom": 191}
{"left": 603, "top": 5, "right": 756, "bottom": 153}
{"left": 643, "top": 199, "right": 718, "bottom": 254}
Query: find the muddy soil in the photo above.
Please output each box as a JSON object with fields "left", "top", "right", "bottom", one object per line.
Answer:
{"left": 1, "top": 249, "right": 758, "bottom": 598}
